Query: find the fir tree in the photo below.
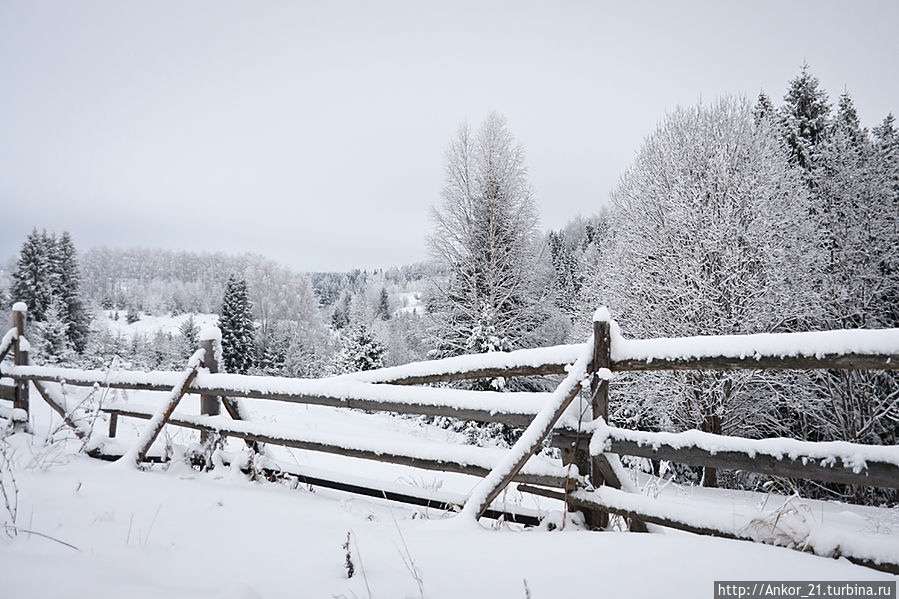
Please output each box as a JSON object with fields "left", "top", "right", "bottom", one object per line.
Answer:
{"left": 333, "top": 322, "right": 385, "bottom": 373}
{"left": 376, "top": 287, "right": 391, "bottom": 321}
{"left": 331, "top": 293, "right": 351, "bottom": 329}
{"left": 178, "top": 314, "right": 200, "bottom": 360}
{"left": 781, "top": 63, "right": 832, "bottom": 171}
{"left": 220, "top": 275, "right": 255, "bottom": 374}
{"left": 835, "top": 91, "right": 863, "bottom": 142}
{"left": 753, "top": 91, "right": 775, "bottom": 123}
{"left": 11, "top": 228, "right": 53, "bottom": 320}
{"left": 39, "top": 297, "right": 73, "bottom": 363}
{"left": 53, "top": 231, "right": 90, "bottom": 352}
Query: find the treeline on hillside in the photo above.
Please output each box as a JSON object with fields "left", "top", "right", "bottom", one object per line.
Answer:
{"left": 4, "top": 238, "right": 431, "bottom": 375}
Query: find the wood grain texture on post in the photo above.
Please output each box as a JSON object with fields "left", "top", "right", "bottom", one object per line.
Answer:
{"left": 12, "top": 303, "right": 29, "bottom": 418}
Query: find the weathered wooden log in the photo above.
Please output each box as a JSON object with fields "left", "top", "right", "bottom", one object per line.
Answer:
{"left": 199, "top": 339, "right": 221, "bottom": 418}
{"left": 552, "top": 431, "right": 899, "bottom": 489}
{"left": 12, "top": 305, "right": 28, "bottom": 420}
{"left": 108, "top": 412, "right": 118, "bottom": 438}
{"left": 613, "top": 353, "right": 899, "bottom": 372}
{"left": 199, "top": 338, "right": 221, "bottom": 445}
{"left": 588, "top": 318, "right": 614, "bottom": 528}
{"left": 370, "top": 363, "right": 569, "bottom": 385}
{"left": 8, "top": 369, "right": 539, "bottom": 426}
{"left": 0, "top": 382, "right": 16, "bottom": 402}
{"left": 103, "top": 405, "right": 568, "bottom": 488}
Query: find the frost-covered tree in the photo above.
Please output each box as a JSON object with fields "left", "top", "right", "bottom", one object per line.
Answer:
{"left": 332, "top": 321, "right": 386, "bottom": 373}
{"left": 803, "top": 93, "right": 899, "bottom": 470}
{"left": 331, "top": 292, "right": 351, "bottom": 330}
{"left": 52, "top": 232, "right": 89, "bottom": 352}
{"left": 11, "top": 229, "right": 53, "bottom": 320}
{"left": 38, "top": 297, "right": 74, "bottom": 363}
{"left": 376, "top": 287, "right": 391, "bottom": 321}
{"left": 427, "top": 113, "right": 557, "bottom": 359}
{"left": 583, "top": 97, "right": 821, "bottom": 485}
{"left": 178, "top": 315, "right": 200, "bottom": 360}
{"left": 781, "top": 64, "right": 832, "bottom": 172}
{"left": 11, "top": 229, "right": 89, "bottom": 352}
{"left": 753, "top": 91, "right": 775, "bottom": 123}
{"left": 220, "top": 275, "right": 255, "bottom": 374}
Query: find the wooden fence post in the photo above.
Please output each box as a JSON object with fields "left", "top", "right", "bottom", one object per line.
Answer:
{"left": 12, "top": 303, "right": 29, "bottom": 422}
{"left": 199, "top": 336, "right": 221, "bottom": 444}
{"left": 587, "top": 316, "right": 612, "bottom": 528}
{"left": 589, "top": 309, "right": 647, "bottom": 532}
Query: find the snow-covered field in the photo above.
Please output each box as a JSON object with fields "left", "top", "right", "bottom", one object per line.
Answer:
{"left": 395, "top": 292, "right": 423, "bottom": 316}
{"left": 98, "top": 310, "right": 219, "bottom": 339}
{"left": 0, "top": 385, "right": 896, "bottom": 598}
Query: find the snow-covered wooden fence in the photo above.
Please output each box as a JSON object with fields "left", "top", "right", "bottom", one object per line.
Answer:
{"left": 2, "top": 303, "right": 899, "bottom": 572}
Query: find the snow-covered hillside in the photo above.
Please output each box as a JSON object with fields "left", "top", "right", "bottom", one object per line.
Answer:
{"left": 98, "top": 310, "right": 219, "bottom": 339}
{"left": 1, "top": 383, "right": 895, "bottom": 598}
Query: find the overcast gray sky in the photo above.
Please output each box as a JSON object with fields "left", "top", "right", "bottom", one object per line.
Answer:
{"left": 1, "top": 0, "right": 897, "bottom": 272}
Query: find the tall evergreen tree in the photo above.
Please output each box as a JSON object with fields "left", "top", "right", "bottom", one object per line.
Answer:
{"left": 376, "top": 287, "right": 391, "bottom": 321}
{"left": 220, "top": 275, "right": 256, "bottom": 374}
{"left": 331, "top": 292, "right": 351, "bottom": 330}
{"left": 781, "top": 64, "right": 832, "bottom": 171}
{"left": 11, "top": 228, "right": 53, "bottom": 319}
{"left": 178, "top": 314, "right": 200, "bottom": 360}
{"left": 753, "top": 91, "right": 775, "bottom": 123}
{"left": 39, "top": 296, "right": 74, "bottom": 363}
{"left": 53, "top": 231, "right": 90, "bottom": 352}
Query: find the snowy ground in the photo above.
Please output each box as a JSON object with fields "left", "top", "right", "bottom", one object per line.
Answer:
{"left": 98, "top": 310, "right": 219, "bottom": 338}
{"left": 0, "top": 386, "right": 896, "bottom": 598}
{"left": 394, "top": 292, "right": 423, "bottom": 316}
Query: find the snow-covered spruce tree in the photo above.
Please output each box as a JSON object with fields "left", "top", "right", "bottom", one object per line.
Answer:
{"left": 332, "top": 321, "right": 386, "bottom": 374}
{"left": 583, "top": 97, "right": 822, "bottom": 486}
{"left": 753, "top": 91, "right": 775, "bottom": 123}
{"left": 219, "top": 275, "right": 256, "bottom": 374}
{"left": 330, "top": 292, "right": 351, "bottom": 330}
{"left": 11, "top": 228, "right": 53, "bottom": 320}
{"left": 178, "top": 315, "right": 200, "bottom": 360}
{"left": 376, "top": 287, "right": 391, "bottom": 321}
{"left": 52, "top": 231, "right": 90, "bottom": 353}
{"left": 11, "top": 229, "right": 89, "bottom": 354}
{"left": 38, "top": 297, "right": 74, "bottom": 364}
{"left": 427, "top": 113, "right": 558, "bottom": 366}
{"left": 781, "top": 64, "right": 832, "bottom": 173}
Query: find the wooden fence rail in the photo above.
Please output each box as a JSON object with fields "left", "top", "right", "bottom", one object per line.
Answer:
{"left": 552, "top": 429, "right": 899, "bottom": 489}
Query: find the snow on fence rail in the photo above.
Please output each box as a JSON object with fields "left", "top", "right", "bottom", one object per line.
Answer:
{"left": 552, "top": 425, "right": 899, "bottom": 489}
{"left": 6, "top": 364, "right": 550, "bottom": 426}
{"left": 330, "top": 326, "right": 899, "bottom": 385}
